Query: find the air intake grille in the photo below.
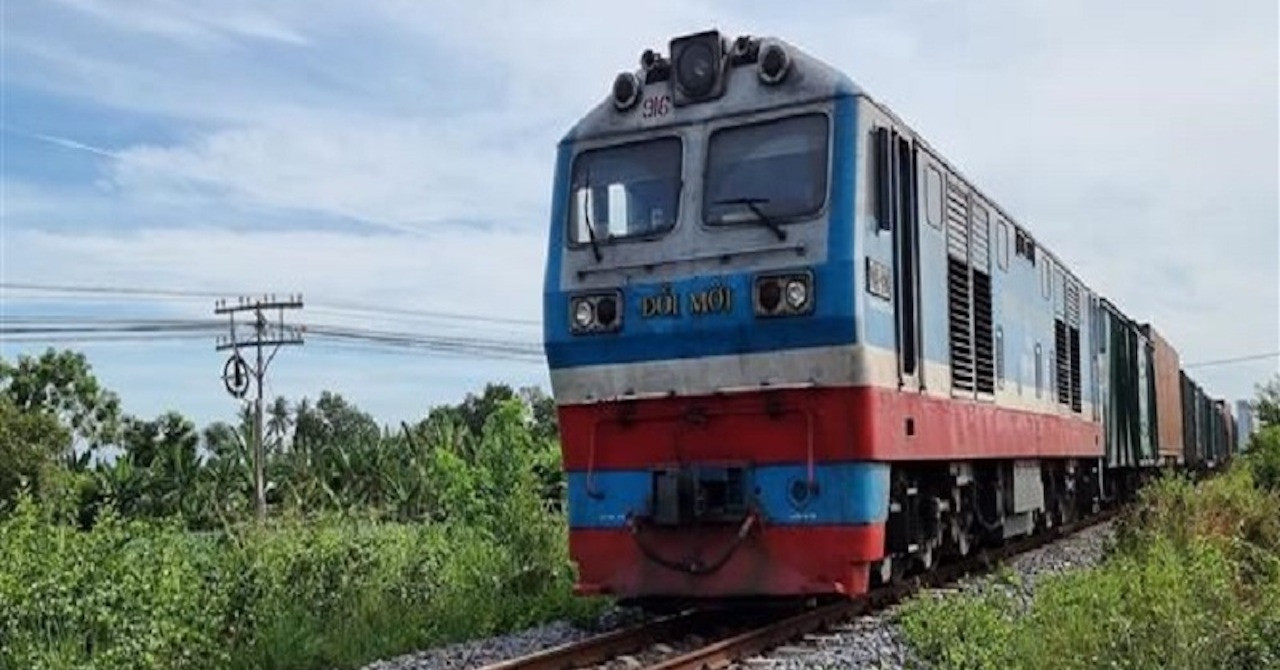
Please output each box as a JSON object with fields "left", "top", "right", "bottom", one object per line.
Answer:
{"left": 948, "top": 257, "right": 974, "bottom": 391}
{"left": 945, "top": 182, "right": 973, "bottom": 393}
{"left": 1065, "top": 281, "right": 1081, "bottom": 327}
{"left": 973, "top": 270, "right": 994, "bottom": 394}
{"left": 1055, "top": 320, "right": 1070, "bottom": 405}
{"left": 945, "top": 184, "right": 968, "bottom": 261}
{"left": 944, "top": 181, "right": 995, "bottom": 397}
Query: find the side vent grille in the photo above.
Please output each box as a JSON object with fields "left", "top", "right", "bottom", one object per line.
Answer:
{"left": 1065, "top": 281, "right": 1082, "bottom": 412}
{"left": 1055, "top": 320, "right": 1070, "bottom": 405}
{"left": 971, "top": 206, "right": 994, "bottom": 395}
{"left": 945, "top": 182, "right": 974, "bottom": 393}
{"left": 973, "top": 270, "right": 994, "bottom": 394}
{"left": 945, "top": 184, "right": 968, "bottom": 261}
{"left": 1069, "top": 327, "right": 1082, "bottom": 412}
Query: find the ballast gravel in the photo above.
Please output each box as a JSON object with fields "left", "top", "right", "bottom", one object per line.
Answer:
{"left": 357, "top": 607, "right": 643, "bottom": 670}
{"left": 733, "top": 520, "right": 1115, "bottom": 670}
{"left": 358, "top": 522, "right": 1113, "bottom": 670}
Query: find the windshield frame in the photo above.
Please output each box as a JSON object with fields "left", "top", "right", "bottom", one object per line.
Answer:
{"left": 700, "top": 111, "right": 832, "bottom": 229}
{"left": 564, "top": 134, "right": 684, "bottom": 249}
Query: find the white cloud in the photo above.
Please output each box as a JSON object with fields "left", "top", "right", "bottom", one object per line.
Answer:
{"left": 47, "top": 0, "right": 310, "bottom": 45}
{"left": 110, "top": 110, "right": 553, "bottom": 233}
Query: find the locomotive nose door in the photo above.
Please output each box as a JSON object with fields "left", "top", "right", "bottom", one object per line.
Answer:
{"left": 875, "top": 128, "right": 923, "bottom": 392}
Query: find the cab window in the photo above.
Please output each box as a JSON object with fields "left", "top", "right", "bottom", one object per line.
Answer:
{"left": 568, "top": 137, "right": 682, "bottom": 244}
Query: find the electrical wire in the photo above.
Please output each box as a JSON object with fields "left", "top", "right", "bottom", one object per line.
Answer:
{"left": 1183, "top": 351, "right": 1280, "bottom": 369}
{"left": 0, "top": 281, "right": 539, "bottom": 327}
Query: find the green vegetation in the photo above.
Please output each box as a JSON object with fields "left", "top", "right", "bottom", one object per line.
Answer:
{"left": 0, "top": 349, "right": 599, "bottom": 670}
{"left": 899, "top": 379, "right": 1280, "bottom": 670}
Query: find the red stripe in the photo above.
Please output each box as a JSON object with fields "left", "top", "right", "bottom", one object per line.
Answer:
{"left": 559, "top": 386, "right": 1102, "bottom": 470}
{"left": 570, "top": 524, "right": 883, "bottom": 598}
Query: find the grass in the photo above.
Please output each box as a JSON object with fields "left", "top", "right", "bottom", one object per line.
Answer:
{"left": 0, "top": 501, "right": 604, "bottom": 670}
{"left": 898, "top": 432, "right": 1280, "bottom": 670}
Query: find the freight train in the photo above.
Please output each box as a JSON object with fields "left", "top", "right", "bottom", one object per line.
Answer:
{"left": 541, "top": 30, "right": 1236, "bottom": 604}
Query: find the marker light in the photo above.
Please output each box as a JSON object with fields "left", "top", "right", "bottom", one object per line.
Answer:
{"left": 595, "top": 294, "right": 619, "bottom": 327}
{"left": 613, "top": 72, "right": 641, "bottom": 111}
{"left": 758, "top": 42, "right": 791, "bottom": 85}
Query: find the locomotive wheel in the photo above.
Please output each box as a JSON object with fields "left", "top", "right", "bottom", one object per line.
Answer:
{"left": 871, "top": 556, "right": 905, "bottom": 586}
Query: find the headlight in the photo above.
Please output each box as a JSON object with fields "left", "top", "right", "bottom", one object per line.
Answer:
{"left": 754, "top": 272, "right": 813, "bottom": 317}
{"left": 570, "top": 291, "right": 623, "bottom": 334}
{"left": 573, "top": 300, "right": 595, "bottom": 328}
{"left": 669, "top": 30, "right": 725, "bottom": 105}
{"left": 785, "top": 279, "right": 808, "bottom": 309}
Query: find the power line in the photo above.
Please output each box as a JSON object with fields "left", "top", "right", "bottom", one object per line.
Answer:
{"left": 1, "top": 281, "right": 540, "bottom": 327}
{"left": 1183, "top": 351, "right": 1280, "bottom": 369}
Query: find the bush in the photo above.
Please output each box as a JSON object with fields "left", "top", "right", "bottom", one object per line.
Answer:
{"left": 899, "top": 463, "right": 1280, "bottom": 670}
{"left": 0, "top": 499, "right": 600, "bottom": 670}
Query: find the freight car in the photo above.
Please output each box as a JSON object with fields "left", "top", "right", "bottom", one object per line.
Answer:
{"left": 542, "top": 30, "right": 1230, "bottom": 604}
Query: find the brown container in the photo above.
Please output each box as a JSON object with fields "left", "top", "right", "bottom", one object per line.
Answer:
{"left": 1142, "top": 324, "right": 1184, "bottom": 461}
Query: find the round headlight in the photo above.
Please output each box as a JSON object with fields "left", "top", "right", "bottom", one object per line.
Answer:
{"left": 758, "top": 280, "right": 782, "bottom": 313}
{"left": 675, "top": 40, "right": 717, "bottom": 97}
{"left": 596, "top": 295, "right": 618, "bottom": 327}
{"left": 612, "top": 72, "right": 640, "bottom": 111}
{"left": 785, "top": 279, "right": 808, "bottom": 309}
{"left": 573, "top": 300, "right": 595, "bottom": 328}
{"left": 758, "top": 43, "right": 791, "bottom": 85}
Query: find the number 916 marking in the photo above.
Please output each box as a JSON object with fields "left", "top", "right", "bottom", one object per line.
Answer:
{"left": 641, "top": 95, "right": 671, "bottom": 119}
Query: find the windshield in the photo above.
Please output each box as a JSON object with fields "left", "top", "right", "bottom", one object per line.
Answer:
{"left": 704, "top": 114, "right": 829, "bottom": 225}
{"left": 568, "top": 137, "right": 682, "bottom": 244}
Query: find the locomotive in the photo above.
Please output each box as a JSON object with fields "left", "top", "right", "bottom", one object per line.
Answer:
{"left": 541, "top": 30, "right": 1234, "bottom": 604}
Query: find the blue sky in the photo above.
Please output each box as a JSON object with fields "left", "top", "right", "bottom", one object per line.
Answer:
{"left": 2, "top": 0, "right": 1277, "bottom": 428}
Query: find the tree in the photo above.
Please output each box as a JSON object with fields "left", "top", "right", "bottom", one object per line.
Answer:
{"left": 1254, "top": 375, "right": 1280, "bottom": 430}
{"left": 105, "top": 411, "right": 204, "bottom": 520}
{"left": 0, "top": 396, "right": 71, "bottom": 507}
{"left": 0, "top": 349, "right": 121, "bottom": 448}
{"left": 265, "top": 396, "right": 292, "bottom": 453}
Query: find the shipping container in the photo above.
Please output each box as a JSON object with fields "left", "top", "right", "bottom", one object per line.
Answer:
{"left": 1141, "top": 324, "right": 1184, "bottom": 463}
{"left": 1236, "top": 399, "right": 1256, "bottom": 452}
{"left": 1101, "top": 301, "right": 1155, "bottom": 468}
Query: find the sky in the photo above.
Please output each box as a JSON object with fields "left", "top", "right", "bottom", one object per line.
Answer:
{"left": 1, "top": 0, "right": 1277, "bottom": 429}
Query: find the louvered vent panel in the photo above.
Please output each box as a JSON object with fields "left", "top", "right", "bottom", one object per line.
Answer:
{"left": 973, "top": 270, "right": 995, "bottom": 394}
{"left": 1065, "top": 281, "right": 1081, "bottom": 327}
{"left": 1055, "top": 320, "right": 1070, "bottom": 405}
{"left": 948, "top": 258, "right": 975, "bottom": 391}
{"left": 945, "top": 184, "right": 968, "bottom": 260}
{"left": 1069, "top": 327, "right": 1082, "bottom": 412}
{"left": 970, "top": 212, "right": 990, "bottom": 271}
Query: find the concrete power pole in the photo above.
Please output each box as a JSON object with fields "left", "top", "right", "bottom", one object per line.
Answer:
{"left": 215, "top": 294, "right": 304, "bottom": 518}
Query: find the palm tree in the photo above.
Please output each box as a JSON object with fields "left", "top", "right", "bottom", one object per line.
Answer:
{"left": 266, "top": 396, "right": 292, "bottom": 454}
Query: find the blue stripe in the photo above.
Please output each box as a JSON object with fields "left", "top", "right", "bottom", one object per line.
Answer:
{"left": 567, "top": 460, "right": 890, "bottom": 529}
{"left": 543, "top": 95, "right": 860, "bottom": 370}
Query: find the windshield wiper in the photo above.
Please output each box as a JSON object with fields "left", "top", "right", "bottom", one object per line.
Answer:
{"left": 714, "top": 197, "right": 787, "bottom": 241}
{"left": 579, "top": 175, "right": 603, "bottom": 263}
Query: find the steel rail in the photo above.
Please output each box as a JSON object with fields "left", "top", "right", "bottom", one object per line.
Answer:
{"left": 475, "top": 609, "right": 706, "bottom": 670}
{"left": 476, "top": 509, "right": 1117, "bottom": 670}
{"left": 646, "top": 509, "right": 1119, "bottom": 670}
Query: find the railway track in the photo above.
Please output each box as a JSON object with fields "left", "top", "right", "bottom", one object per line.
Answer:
{"left": 477, "top": 510, "right": 1118, "bottom": 670}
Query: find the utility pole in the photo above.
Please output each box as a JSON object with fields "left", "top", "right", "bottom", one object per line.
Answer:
{"left": 215, "top": 294, "right": 304, "bottom": 518}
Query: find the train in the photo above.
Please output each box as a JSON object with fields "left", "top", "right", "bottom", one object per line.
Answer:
{"left": 541, "top": 30, "right": 1237, "bottom": 605}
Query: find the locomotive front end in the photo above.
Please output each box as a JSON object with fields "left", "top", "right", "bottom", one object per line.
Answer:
{"left": 543, "top": 31, "right": 886, "bottom": 602}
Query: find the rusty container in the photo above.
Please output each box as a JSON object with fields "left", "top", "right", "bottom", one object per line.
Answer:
{"left": 1141, "top": 324, "right": 1184, "bottom": 463}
